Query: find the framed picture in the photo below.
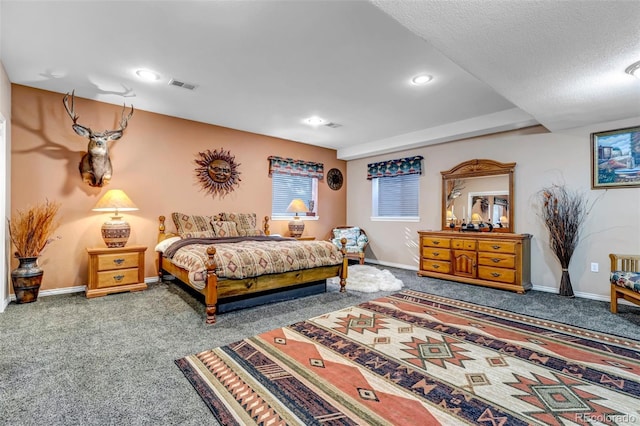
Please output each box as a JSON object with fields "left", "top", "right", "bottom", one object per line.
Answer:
{"left": 591, "top": 125, "right": 640, "bottom": 189}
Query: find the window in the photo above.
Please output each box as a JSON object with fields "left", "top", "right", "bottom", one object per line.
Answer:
{"left": 268, "top": 156, "right": 323, "bottom": 218}
{"left": 271, "top": 174, "right": 318, "bottom": 217}
{"left": 368, "top": 155, "right": 423, "bottom": 221}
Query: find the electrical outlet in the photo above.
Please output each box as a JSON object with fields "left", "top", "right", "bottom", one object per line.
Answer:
{"left": 590, "top": 262, "right": 599, "bottom": 272}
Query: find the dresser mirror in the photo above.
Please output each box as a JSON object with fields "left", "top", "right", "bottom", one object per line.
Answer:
{"left": 441, "top": 159, "right": 515, "bottom": 232}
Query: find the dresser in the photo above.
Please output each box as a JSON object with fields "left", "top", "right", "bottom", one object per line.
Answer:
{"left": 418, "top": 231, "right": 531, "bottom": 293}
{"left": 86, "top": 245, "right": 147, "bottom": 298}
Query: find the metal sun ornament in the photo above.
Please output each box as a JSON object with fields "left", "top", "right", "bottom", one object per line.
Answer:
{"left": 194, "top": 148, "right": 241, "bottom": 198}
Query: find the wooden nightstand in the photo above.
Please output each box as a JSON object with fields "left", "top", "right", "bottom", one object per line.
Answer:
{"left": 86, "top": 245, "right": 147, "bottom": 298}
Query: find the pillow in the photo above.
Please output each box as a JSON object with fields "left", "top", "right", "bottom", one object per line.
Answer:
{"left": 219, "top": 212, "right": 263, "bottom": 236}
{"left": 182, "top": 230, "right": 216, "bottom": 239}
{"left": 155, "top": 236, "right": 182, "bottom": 253}
{"left": 171, "top": 212, "right": 215, "bottom": 237}
{"left": 332, "top": 227, "right": 360, "bottom": 247}
{"left": 211, "top": 220, "right": 239, "bottom": 238}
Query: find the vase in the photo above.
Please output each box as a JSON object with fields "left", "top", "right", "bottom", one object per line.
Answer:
{"left": 558, "top": 268, "right": 575, "bottom": 298}
{"left": 11, "top": 257, "right": 44, "bottom": 304}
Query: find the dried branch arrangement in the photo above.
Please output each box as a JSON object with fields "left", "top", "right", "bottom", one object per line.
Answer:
{"left": 537, "top": 184, "right": 589, "bottom": 297}
{"left": 8, "top": 200, "right": 61, "bottom": 258}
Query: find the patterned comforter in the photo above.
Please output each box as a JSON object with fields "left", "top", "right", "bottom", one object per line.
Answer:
{"left": 162, "top": 236, "right": 343, "bottom": 290}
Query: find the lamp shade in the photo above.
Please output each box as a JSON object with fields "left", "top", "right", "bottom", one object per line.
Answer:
{"left": 92, "top": 189, "right": 138, "bottom": 213}
{"left": 286, "top": 199, "right": 308, "bottom": 215}
{"left": 92, "top": 189, "right": 138, "bottom": 248}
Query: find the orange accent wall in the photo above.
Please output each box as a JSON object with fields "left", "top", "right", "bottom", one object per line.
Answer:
{"left": 10, "top": 84, "right": 346, "bottom": 291}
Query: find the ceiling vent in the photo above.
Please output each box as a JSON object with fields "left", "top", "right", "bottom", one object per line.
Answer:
{"left": 168, "top": 78, "right": 197, "bottom": 90}
{"left": 324, "top": 122, "right": 342, "bottom": 128}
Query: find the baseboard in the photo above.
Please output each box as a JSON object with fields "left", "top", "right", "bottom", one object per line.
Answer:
{"left": 364, "top": 258, "right": 418, "bottom": 271}
{"left": 5, "top": 276, "right": 163, "bottom": 303}
{"left": 1, "top": 296, "right": 9, "bottom": 312}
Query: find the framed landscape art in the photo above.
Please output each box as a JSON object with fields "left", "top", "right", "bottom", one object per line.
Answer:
{"left": 591, "top": 125, "right": 640, "bottom": 189}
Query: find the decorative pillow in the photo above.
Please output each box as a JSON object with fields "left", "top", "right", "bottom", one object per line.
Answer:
{"left": 332, "top": 227, "right": 360, "bottom": 247}
{"left": 219, "top": 212, "right": 263, "bottom": 236}
{"left": 211, "top": 220, "right": 240, "bottom": 238}
{"left": 171, "top": 212, "right": 215, "bottom": 237}
{"left": 182, "top": 230, "right": 216, "bottom": 239}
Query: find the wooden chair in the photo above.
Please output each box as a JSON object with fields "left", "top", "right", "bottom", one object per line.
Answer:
{"left": 609, "top": 253, "right": 640, "bottom": 313}
{"left": 330, "top": 226, "right": 369, "bottom": 265}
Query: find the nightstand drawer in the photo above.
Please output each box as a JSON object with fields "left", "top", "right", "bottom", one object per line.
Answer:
{"left": 95, "top": 268, "right": 140, "bottom": 288}
{"left": 97, "top": 252, "right": 140, "bottom": 271}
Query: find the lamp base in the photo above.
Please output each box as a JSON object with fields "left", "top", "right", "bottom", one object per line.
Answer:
{"left": 101, "top": 216, "right": 130, "bottom": 248}
{"left": 288, "top": 218, "right": 305, "bottom": 238}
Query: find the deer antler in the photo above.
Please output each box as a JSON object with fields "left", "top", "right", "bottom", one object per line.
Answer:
{"left": 62, "top": 90, "right": 80, "bottom": 125}
{"left": 119, "top": 102, "right": 134, "bottom": 131}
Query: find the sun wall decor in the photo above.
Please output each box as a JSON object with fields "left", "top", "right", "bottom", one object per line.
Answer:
{"left": 194, "top": 148, "right": 241, "bottom": 198}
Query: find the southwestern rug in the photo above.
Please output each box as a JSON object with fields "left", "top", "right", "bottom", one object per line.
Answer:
{"left": 176, "top": 290, "right": 640, "bottom": 425}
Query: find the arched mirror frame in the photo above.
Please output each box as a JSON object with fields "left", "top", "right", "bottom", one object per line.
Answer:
{"left": 441, "top": 159, "right": 516, "bottom": 233}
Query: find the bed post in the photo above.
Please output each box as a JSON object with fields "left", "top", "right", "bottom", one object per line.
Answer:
{"left": 204, "top": 246, "right": 219, "bottom": 324}
{"left": 339, "top": 237, "right": 348, "bottom": 292}
{"left": 264, "top": 215, "right": 270, "bottom": 236}
{"left": 157, "top": 216, "right": 167, "bottom": 282}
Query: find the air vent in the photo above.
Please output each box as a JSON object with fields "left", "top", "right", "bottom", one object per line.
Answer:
{"left": 324, "top": 122, "right": 342, "bottom": 128}
{"left": 168, "top": 78, "right": 197, "bottom": 90}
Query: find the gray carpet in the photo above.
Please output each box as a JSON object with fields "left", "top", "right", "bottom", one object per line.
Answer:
{"left": 1, "top": 266, "right": 638, "bottom": 425}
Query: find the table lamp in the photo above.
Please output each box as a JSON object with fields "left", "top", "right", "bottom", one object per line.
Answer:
{"left": 92, "top": 189, "right": 139, "bottom": 247}
{"left": 286, "top": 198, "right": 308, "bottom": 237}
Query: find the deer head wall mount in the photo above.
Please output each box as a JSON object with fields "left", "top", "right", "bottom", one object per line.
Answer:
{"left": 63, "top": 90, "right": 134, "bottom": 187}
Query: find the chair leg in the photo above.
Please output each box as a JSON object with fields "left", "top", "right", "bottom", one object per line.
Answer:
{"left": 610, "top": 284, "right": 618, "bottom": 313}
{"left": 359, "top": 254, "right": 364, "bottom": 265}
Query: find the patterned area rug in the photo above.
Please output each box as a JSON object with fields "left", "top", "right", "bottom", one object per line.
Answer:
{"left": 176, "top": 290, "right": 640, "bottom": 425}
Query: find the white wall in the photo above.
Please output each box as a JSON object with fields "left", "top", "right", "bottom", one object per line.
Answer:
{"left": 0, "top": 60, "right": 11, "bottom": 312}
{"left": 347, "top": 120, "right": 640, "bottom": 301}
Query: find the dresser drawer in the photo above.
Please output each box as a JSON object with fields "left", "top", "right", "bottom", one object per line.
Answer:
{"left": 478, "top": 252, "right": 515, "bottom": 269}
{"left": 97, "top": 252, "right": 140, "bottom": 271}
{"left": 452, "top": 239, "right": 476, "bottom": 250}
{"left": 422, "top": 237, "right": 451, "bottom": 248}
{"left": 478, "top": 266, "right": 515, "bottom": 284}
{"left": 96, "top": 268, "right": 140, "bottom": 288}
{"left": 478, "top": 241, "right": 516, "bottom": 254}
{"left": 422, "top": 247, "right": 451, "bottom": 261}
{"left": 421, "top": 260, "right": 451, "bottom": 274}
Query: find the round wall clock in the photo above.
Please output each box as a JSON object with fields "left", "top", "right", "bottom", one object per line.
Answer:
{"left": 327, "top": 168, "right": 343, "bottom": 190}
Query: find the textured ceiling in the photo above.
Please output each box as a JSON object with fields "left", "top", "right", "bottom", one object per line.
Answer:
{"left": 1, "top": 0, "right": 638, "bottom": 160}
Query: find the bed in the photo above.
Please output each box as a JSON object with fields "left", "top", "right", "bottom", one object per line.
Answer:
{"left": 156, "top": 213, "right": 348, "bottom": 324}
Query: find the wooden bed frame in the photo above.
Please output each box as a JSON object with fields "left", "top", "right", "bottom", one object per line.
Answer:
{"left": 156, "top": 215, "right": 348, "bottom": 324}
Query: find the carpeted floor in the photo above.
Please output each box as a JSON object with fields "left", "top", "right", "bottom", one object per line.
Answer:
{"left": 1, "top": 265, "right": 639, "bottom": 425}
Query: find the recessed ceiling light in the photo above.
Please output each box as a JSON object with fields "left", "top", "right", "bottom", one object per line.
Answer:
{"left": 625, "top": 61, "right": 640, "bottom": 79}
{"left": 411, "top": 74, "right": 433, "bottom": 85}
{"left": 304, "top": 116, "right": 326, "bottom": 126}
{"left": 135, "top": 69, "right": 161, "bottom": 81}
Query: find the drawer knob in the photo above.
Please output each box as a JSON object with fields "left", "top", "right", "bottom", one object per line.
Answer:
{"left": 433, "top": 252, "right": 440, "bottom": 256}
{"left": 432, "top": 241, "right": 440, "bottom": 245}
{"left": 113, "top": 274, "right": 124, "bottom": 281}
{"left": 491, "top": 245, "right": 501, "bottom": 250}
{"left": 433, "top": 264, "right": 440, "bottom": 269}
{"left": 491, "top": 272, "right": 501, "bottom": 277}
{"left": 491, "top": 258, "right": 501, "bottom": 263}
{"left": 113, "top": 258, "right": 125, "bottom": 265}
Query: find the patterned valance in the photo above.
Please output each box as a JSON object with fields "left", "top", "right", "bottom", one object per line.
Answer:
{"left": 367, "top": 155, "right": 424, "bottom": 179}
{"left": 268, "top": 156, "right": 324, "bottom": 179}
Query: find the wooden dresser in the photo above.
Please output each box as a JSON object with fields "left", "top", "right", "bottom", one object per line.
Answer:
{"left": 418, "top": 231, "right": 532, "bottom": 293}
{"left": 86, "top": 245, "right": 147, "bottom": 298}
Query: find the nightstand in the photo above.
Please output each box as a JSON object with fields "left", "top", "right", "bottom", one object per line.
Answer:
{"left": 86, "top": 245, "right": 147, "bottom": 298}
{"left": 295, "top": 236, "right": 316, "bottom": 240}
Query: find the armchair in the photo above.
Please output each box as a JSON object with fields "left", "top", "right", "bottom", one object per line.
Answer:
{"left": 609, "top": 253, "right": 640, "bottom": 313}
{"left": 331, "top": 226, "right": 369, "bottom": 265}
